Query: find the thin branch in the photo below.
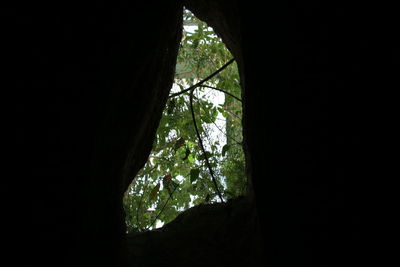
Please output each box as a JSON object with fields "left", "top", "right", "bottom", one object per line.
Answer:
{"left": 221, "top": 106, "right": 242, "bottom": 122}
{"left": 142, "top": 59, "right": 234, "bottom": 229}
{"left": 210, "top": 119, "right": 243, "bottom": 146}
{"left": 136, "top": 187, "right": 146, "bottom": 230}
{"left": 150, "top": 136, "right": 182, "bottom": 153}
{"left": 199, "top": 85, "right": 242, "bottom": 102}
{"left": 195, "top": 96, "right": 243, "bottom": 146}
{"left": 168, "top": 58, "right": 235, "bottom": 99}
{"left": 133, "top": 164, "right": 158, "bottom": 231}
{"left": 189, "top": 89, "right": 225, "bottom": 202}
{"left": 146, "top": 182, "right": 180, "bottom": 230}
{"left": 136, "top": 176, "right": 149, "bottom": 231}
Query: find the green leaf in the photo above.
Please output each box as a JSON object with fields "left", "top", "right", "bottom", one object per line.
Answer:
{"left": 190, "top": 168, "right": 200, "bottom": 183}
{"left": 124, "top": 9, "right": 246, "bottom": 233}
{"left": 192, "top": 38, "right": 199, "bottom": 48}
{"left": 200, "top": 115, "right": 212, "bottom": 123}
{"left": 167, "top": 100, "right": 176, "bottom": 114}
{"left": 182, "top": 148, "right": 191, "bottom": 160}
{"left": 162, "top": 174, "right": 172, "bottom": 188}
{"left": 222, "top": 144, "right": 230, "bottom": 157}
{"left": 188, "top": 153, "right": 195, "bottom": 163}
{"left": 149, "top": 183, "right": 160, "bottom": 201}
{"left": 174, "top": 137, "right": 185, "bottom": 151}
{"left": 198, "top": 151, "right": 212, "bottom": 161}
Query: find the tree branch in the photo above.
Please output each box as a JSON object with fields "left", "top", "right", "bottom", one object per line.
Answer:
{"left": 210, "top": 119, "right": 243, "bottom": 146}
{"left": 221, "top": 105, "right": 242, "bottom": 121}
{"left": 136, "top": 177, "right": 149, "bottom": 231}
{"left": 168, "top": 58, "right": 235, "bottom": 99}
{"left": 189, "top": 89, "right": 225, "bottom": 203}
{"left": 146, "top": 182, "right": 180, "bottom": 230}
{"left": 142, "top": 59, "right": 233, "bottom": 229}
{"left": 136, "top": 188, "right": 146, "bottom": 230}
{"left": 199, "top": 85, "right": 242, "bottom": 102}
{"left": 195, "top": 97, "right": 243, "bottom": 148}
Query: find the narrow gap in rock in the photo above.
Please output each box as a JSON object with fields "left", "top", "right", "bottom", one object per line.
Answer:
{"left": 123, "top": 8, "right": 246, "bottom": 233}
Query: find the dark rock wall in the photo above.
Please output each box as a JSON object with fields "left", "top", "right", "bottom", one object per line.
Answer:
{"left": 126, "top": 197, "right": 262, "bottom": 267}
{"left": 15, "top": 1, "right": 183, "bottom": 266}
{"left": 238, "top": 1, "right": 396, "bottom": 265}
{"left": 9, "top": 0, "right": 391, "bottom": 266}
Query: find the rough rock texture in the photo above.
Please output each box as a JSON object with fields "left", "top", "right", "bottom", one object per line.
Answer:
{"left": 16, "top": 2, "right": 183, "bottom": 266}
{"left": 126, "top": 197, "right": 262, "bottom": 266}
{"left": 9, "top": 0, "right": 392, "bottom": 266}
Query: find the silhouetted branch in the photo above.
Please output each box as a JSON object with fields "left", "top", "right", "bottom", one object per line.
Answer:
{"left": 168, "top": 58, "right": 235, "bottom": 99}
{"left": 189, "top": 89, "right": 225, "bottom": 203}
{"left": 136, "top": 178, "right": 149, "bottom": 231}
{"left": 194, "top": 95, "right": 243, "bottom": 146}
{"left": 210, "top": 120, "right": 242, "bottom": 146}
{"left": 199, "top": 85, "right": 242, "bottom": 102}
{"left": 147, "top": 182, "right": 180, "bottom": 230}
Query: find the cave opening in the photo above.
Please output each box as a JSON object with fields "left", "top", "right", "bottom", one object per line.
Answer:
{"left": 123, "top": 8, "right": 247, "bottom": 233}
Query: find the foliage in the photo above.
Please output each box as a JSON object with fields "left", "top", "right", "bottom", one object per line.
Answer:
{"left": 123, "top": 10, "right": 246, "bottom": 232}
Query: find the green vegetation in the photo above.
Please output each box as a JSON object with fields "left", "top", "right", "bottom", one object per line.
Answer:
{"left": 123, "top": 10, "right": 246, "bottom": 232}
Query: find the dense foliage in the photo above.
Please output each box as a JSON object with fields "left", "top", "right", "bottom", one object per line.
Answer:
{"left": 123, "top": 10, "right": 246, "bottom": 232}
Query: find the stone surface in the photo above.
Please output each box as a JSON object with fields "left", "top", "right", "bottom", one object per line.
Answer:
{"left": 126, "top": 197, "right": 262, "bottom": 266}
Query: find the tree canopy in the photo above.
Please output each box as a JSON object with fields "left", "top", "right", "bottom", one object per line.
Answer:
{"left": 123, "top": 10, "right": 246, "bottom": 232}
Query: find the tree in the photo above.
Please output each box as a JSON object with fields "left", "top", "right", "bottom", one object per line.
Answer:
{"left": 123, "top": 10, "right": 246, "bottom": 232}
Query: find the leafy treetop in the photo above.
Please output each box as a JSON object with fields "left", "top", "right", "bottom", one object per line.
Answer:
{"left": 123, "top": 10, "right": 246, "bottom": 233}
